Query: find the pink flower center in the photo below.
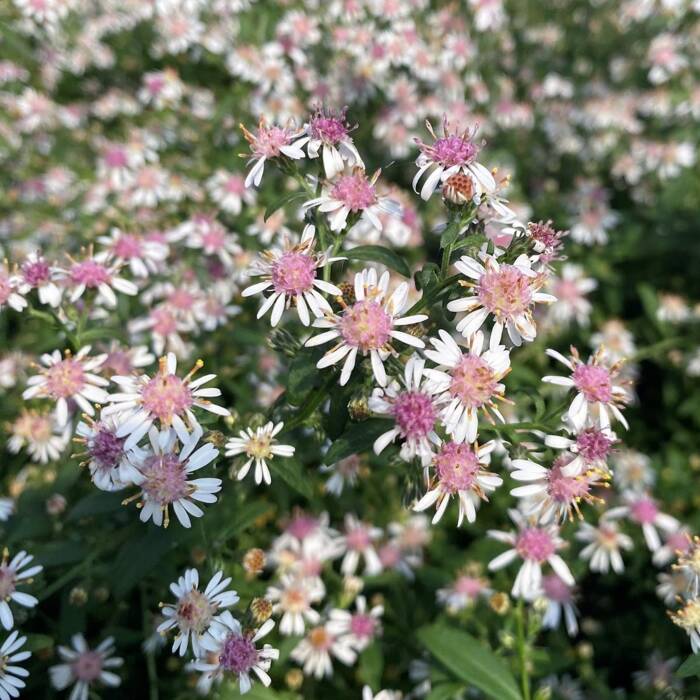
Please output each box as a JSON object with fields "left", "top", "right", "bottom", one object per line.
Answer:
{"left": 141, "top": 374, "right": 193, "bottom": 423}
{"left": 346, "top": 526, "right": 371, "bottom": 551}
{"left": 104, "top": 147, "right": 128, "bottom": 168}
{"left": 177, "top": 588, "right": 214, "bottom": 634}
{"left": 528, "top": 221, "right": 563, "bottom": 252}
{"left": 310, "top": 111, "right": 349, "bottom": 144}
{"left": 168, "top": 288, "right": 195, "bottom": 310}
{"left": 572, "top": 364, "right": 613, "bottom": 403}
{"left": 286, "top": 515, "right": 319, "bottom": 540}
{"left": 151, "top": 307, "right": 178, "bottom": 336}
{"left": 71, "top": 651, "right": 103, "bottom": 682}
{"left": 22, "top": 259, "right": 50, "bottom": 287}
{"left": 45, "top": 358, "right": 85, "bottom": 398}
{"left": 146, "top": 75, "right": 166, "bottom": 95}
{"left": 454, "top": 575, "right": 484, "bottom": 597}
{"left": 340, "top": 299, "right": 392, "bottom": 351}
{"left": 666, "top": 532, "right": 691, "bottom": 553}
{"left": 220, "top": 634, "right": 258, "bottom": 675}
{"left": 141, "top": 452, "right": 189, "bottom": 505}
{"left": 629, "top": 498, "right": 659, "bottom": 524}
{"left": 89, "top": 425, "right": 126, "bottom": 470}
{"left": 104, "top": 350, "right": 133, "bottom": 375}
{"left": 435, "top": 442, "right": 480, "bottom": 492}
{"left": 224, "top": 175, "right": 245, "bottom": 194}
{"left": 477, "top": 265, "right": 533, "bottom": 320}
{"left": 271, "top": 251, "right": 317, "bottom": 295}
{"left": 542, "top": 574, "right": 572, "bottom": 602}
{"left": 449, "top": 354, "right": 498, "bottom": 408}
{"left": 70, "top": 260, "right": 111, "bottom": 288}
{"left": 378, "top": 543, "right": 401, "bottom": 567}
{"left": 330, "top": 173, "right": 377, "bottom": 211}
{"left": 516, "top": 527, "right": 556, "bottom": 563}
{"left": 548, "top": 461, "right": 589, "bottom": 505}
{"left": 349, "top": 613, "right": 376, "bottom": 640}
{"left": 429, "top": 134, "right": 478, "bottom": 167}
{"left": 553, "top": 278, "right": 580, "bottom": 302}
{"left": 254, "top": 126, "right": 293, "bottom": 158}
{"left": 392, "top": 390, "right": 436, "bottom": 439}
{"left": 0, "top": 567, "right": 16, "bottom": 599}
{"left": 113, "top": 234, "right": 143, "bottom": 259}
{"left": 575, "top": 428, "right": 614, "bottom": 463}
{"left": 0, "top": 275, "right": 11, "bottom": 304}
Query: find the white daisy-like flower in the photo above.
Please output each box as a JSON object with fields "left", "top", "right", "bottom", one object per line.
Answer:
{"left": 74, "top": 413, "right": 144, "bottom": 491}
{"left": 423, "top": 329, "right": 511, "bottom": 443}
{"left": 125, "top": 426, "right": 221, "bottom": 529}
{"left": 0, "top": 262, "right": 27, "bottom": 313}
{"left": 170, "top": 214, "right": 241, "bottom": 269}
{"left": 266, "top": 574, "right": 324, "bottom": 636}
{"left": 575, "top": 519, "right": 633, "bottom": 574}
{"left": 158, "top": 568, "right": 239, "bottom": 657}
{"left": 103, "top": 353, "right": 229, "bottom": 449}
{"left": 412, "top": 118, "right": 495, "bottom": 201}
{"left": 291, "top": 622, "right": 357, "bottom": 679}
{"left": 488, "top": 509, "right": 574, "bottom": 600}
{"left": 49, "top": 635, "right": 123, "bottom": 700}
{"left": 327, "top": 595, "right": 383, "bottom": 652}
{"left": 306, "top": 268, "right": 427, "bottom": 387}
{"left": 206, "top": 169, "right": 255, "bottom": 215}
{"left": 194, "top": 613, "right": 279, "bottom": 694}
{"left": 224, "top": 421, "right": 295, "bottom": 486}
{"left": 0, "top": 630, "right": 31, "bottom": 699}
{"left": 437, "top": 568, "right": 491, "bottom": 611}
{"left": 611, "top": 449, "right": 655, "bottom": 492}
{"left": 542, "top": 346, "right": 630, "bottom": 431}
{"left": 544, "top": 425, "right": 617, "bottom": 476}
{"left": 670, "top": 598, "right": 700, "bottom": 653}
{"left": 242, "top": 225, "right": 342, "bottom": 327}
{"left": 337, "top": 514, "right": 383, "bottom": 577}
{"left": 7, "top": 408, "right": 71, "bottom": 464}
{"left": 302, "top": 106, "right": 364, "bottom": 178}
{"left": 447, "top": 252, "right": 555, "bottom": 347}
{"left": 546, "top": 263, "right": 597, "bottom": 327}
{"left": 539, "top": 574, "right": 579, "bottom": 637}
{"left": 241, "top": 118, "right": 307, "bottom": 188}
{"left": 17, "top": 251, "right": 62, "bottom": 307}
{"left": 605, "top": 492, "right": 679, "bottom": 552}
{"left": 362, "top": 686, "right": 401, "bottom": 700}
{"left": 97, "top": 227, "right": 168, "bottom": 279}
{"left": 369, "top": 355, "right": 441, "bottom": 466}
{"left": 414, "top": 439, "right": 502, "bottom": 525}
{"left": 303, "top": 168, "right": 399, "bottom": 233}
{"left": 0, "top": 548, "right": 42, "bottom": 630}
{"left": 22, "top": 346, "right": 109, "bottom": 425}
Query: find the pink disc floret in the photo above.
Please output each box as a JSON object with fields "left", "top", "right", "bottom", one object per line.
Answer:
{"left": 449, "top": 354, "right": 498, "bottom": 408}
{"left": 572, "top": 363, "right": 613, "bottom": 403}
{"left": 340, "top": 300, "right": 392, "bottom": 351}
{"left": 141, "top": 374, "right": 193, "bottom": 423}
{"left": 629, "top": 497, "right": 659, "bottom": 524}
{"left": 435, "top": 442, "right": 480, "bottom": 492}
{"left": 220, "top": 634, "right": 258, "bottom": 675}
{"left": 392, "top": 391, "right": 436, "bottom": 439}
{"left": 516, "top": 527, "right": 556, "bottom": 562}
{"left": 70, "top": 259, "right": 111, "bottom": 288}
{"left": 45, "top": 358, "right": 86, "bottom": 398}
{"left": 331, "top": 173, "right": 376, "bottom": 211}
{"left": 72, "top": 651, "right": 103, "bottom": 682}
{"left": 271, "top": 251, "right": 317, "bottom": 295}
{"left": 141, "top": 453, "right": 189, "bottom": 505}
{"left": 477, "top": 265, "right": 533, "bottom": 320}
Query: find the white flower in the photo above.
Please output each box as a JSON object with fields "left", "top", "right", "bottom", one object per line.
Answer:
{"left": 369, "top": 355, "right": 441, "bottom": 466}
{"left": 22, "top": 346, "right": 108, "bottom": 426}
{"left": 306, "top": 268, "right": 427, "bottom": 387}
{"left": 126, "top": 427, "right": 221, "bottom": 529}
{"left": 49, "top": 635, "right": 123, "bottom": 699}
{"left": 546, "top": 263, "right": 597, "bottom": 327}
{"left": 327, "top": 595, "right": 383, "bottom": 651}
{"left": 0, "top": 630, "right": 31, "bottom": 699}
{"left": 206, "top": 169, "right": 255, "bottom": 214}
{"left": 0, "top": 548, "right": 42, "bottom": 630}
{"left": 0, "top": 263, "right": 27, "bottom": 313}
{"left": 266, "top": 574, "right": 324, "bottom": 636}
{"left": 488, "top": 510, "right": 574, "bottom": 600}
{"left": 225, "top": 421, "right": 295, "bottom": 486}
{"left": 575, "top": 519, "right": 633, "bottom": 574}
{"left": 605, "top": 492, "right": 679, "bottom": 552}
{"left": 194, "top": 613, "right": 279, "bottom": 694}
{"left": 447, "top": 252, "right": 555, "bottom": 347}
{"left": 544, "top": 425, "right": 617, "bottom": 476}
{"left": 158, "top": 568, "right": 239, "bottom": 657}
{"left": 97, "top": 228, "right": 168, "bottom": 278}
{"left": 103, "top": 353, "right": 229, "bottom": 449}
{"left": 302, "top": 107, "right": 364, "bottom": 178}
{"left": 241, "top": 226, "right": 342, "bottom": 327}
{"left": 423, "top": 330, "right": 510, "bottom": 443}
{"left": 539, "top": 574, "right": 579, "bottom": 637}
{"left": 17, "top": 251, "right": 62, "bottom": 307}
{"left": 437, "top": 570, "right": 491, "bottom": 611}
{"left": 291, "top": 622, "right": 357, "bottom": 679}
{"left": 337, "top": 514, "right": 383, "bottom": 576}
{"left": 8, "top": 408, "right": 71, "bottom": 464}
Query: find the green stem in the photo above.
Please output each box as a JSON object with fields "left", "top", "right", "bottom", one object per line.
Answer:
{"left": 441, "top": 240, "right": 454, "bottom": 278}
{"left": 141, "top": 585, "right": 159, "bottom": 700}
{"left": 284, "top": 373, "right": 337, "bottom": 431}
{"left": 516, "top": 599, "right": 531, "bottom": 700}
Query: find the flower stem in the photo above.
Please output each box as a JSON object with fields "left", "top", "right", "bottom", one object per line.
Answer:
{"left": 516, "top": 598, "right": 531, "bottom": 700}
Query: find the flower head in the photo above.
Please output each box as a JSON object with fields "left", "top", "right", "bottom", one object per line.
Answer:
{"left": 0, "top": 548, "right": 42, "bottom": 630}
{"left": 225, "top": 421, "right": 294, "bottom": 486}
{"left": 0, "top": 631, "right": 31, "bottom": 699}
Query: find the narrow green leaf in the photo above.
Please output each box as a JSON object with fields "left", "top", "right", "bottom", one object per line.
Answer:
{"left": 24, "top": 634, "right": 54, "bottom": 653}
{"left": 215, "top": 500, "right": 272, "bottom": 543}
{"left": 324, "top": 419, "right": 389, "bottom": 464}
{"left": 357, "top": 642, "right": 384, "bottom": 689}
{"left": 67, "top": 491, "right": 123, "bottom": 522}
{"left": 677, "top": 653, "right": 700, "bottom": 678}
{"left": 426, "top": 683, "right": 464, "bottom": 700}
{"left": 269, "top": 458, "right": 313, "bottom": 499}
{"left": 264, "top": 191, "right": 306, "bottom": 221}
{"left": 112, "top": 528, "right": 175, "bottom": 598}
{"left": 344, "top": 245, "right": 412, "bottom": 278}
{"left": 418, "top": 624, "right": 522, "bottom": 700}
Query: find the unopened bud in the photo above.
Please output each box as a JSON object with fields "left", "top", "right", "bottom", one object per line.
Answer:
{"left": 243, "top": 548, "right": 266, "bottom": 577}
{"left": 46, "top": 493, "right": 67, "bottom": 515}
{"left": 443, "top": 172, "right": 474, "bottom": 205}
{"left": 285, "top": 668, "right": 304, "bottom": 691}
{"left": 69, "top": 586, "right": 88, "bottom": 607}
{"left": 489, "top": 592, "right": 511, "bottom": 615}
{"left": 250, "top": 597, "right": 272, "bottom": 624}
{"left": 348, "top": 396, "right": 370, "bottom": 422}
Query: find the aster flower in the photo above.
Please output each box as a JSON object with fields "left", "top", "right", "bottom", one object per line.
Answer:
{"left": 23, "top": 347, "right": 109, "bottom": 425}
{"left": 423, "top": 330, "right": 511, "bottom": 443}
{"left": 103, "top": 353, "right": 229, "bottom": 449}
{"left": 193, "top": 613, "right": 278, "bottom": 694}
{"left": 266, "top": 574, "right": 324, "bottom": 636}
{"left": 291, "top": 622, "right": 357, "bottom": 679}
{"left": 539, "top": 574, "right": 579, "bottom": 637}
{"left": 437, "top": 567, "right": 491, "bottom": 612}
{"left": 526, "top": 220, "right": 568, "bottom": 264}
{"left": 206, "top": 169, "right": 255, "bottom": 215}
{"left": 544, "top": 425, "right": 617, "bottom": 475}
{"left": 369, "top": 355, "right": 441, "bottom": 466}
{"left": 7, "top": 408, "right": 71, "bottom": 463}
{"left": 542, "top": 346, "right": 630, "bottom": 431}
{"left": 510, "top": 454, "right": 607, "bottom": 524}
{"left": 611, "top": 449, "right": 655, "bottom": 491}
{"left": 302, "top": 106, "right": 364, "bottom": 178}
{"left": 605, "top": 491, "right": 679, "bottom": 551}
{"left": 306, "top": 268, "right": 427, "bottom": 387}
{"left": 337, "top": 514, "right": 383, "bottom": 576}
{"left": 49, "top": 635, "right": 123, "bottom": 700}
{"left": 0, "top": 548, "right": 42, "bottom": 630}
{"left": 241, "top": 118, "right": 307, "bottom": 188}
{"left": 546, "top": 264, "right": 597, "bottom": 327}
{"left": 97, "top": 228, "right": 168, "bottom": 278}
{"left": 303, "top": 168, "right": 399, "bottom": 233}
{"left": 447, "top": 252, "right": 555, "bottom": 346}
{"left": 125, "top": 427, "right": 221, "bottom": 529}
{"left": 653, "top": 527, "right": 692, "bottom": 568}
{"left": 0, "top": 630, "right": 31, "bottom": 699}
{"left": 415, "top": 439, "right": 502, "bottom": 525}
{"left": 17, "top": 251, "right": 62, "bottom": 307}
{"left": 670, "top": 598, "right": 700, "bottom": 652}
{"left": 242, "top": 226, "right": 342, "bottom": 327}
{"left": 0, "top": 263, "right": 26, "bottom": 313}
{"left": 225, "top": 421, "right": 295, "bottom": 486}
{"left": 170, "top": 214, "right": 241, "bottom": 269}
{"left": 158, "top": 568, "right": 239, "bottom": 657}
{"left": 320, "top": 454, "right": 361, "bottom": 495}
{"left": 327, "top": 595, "right": 383, "bottom": 652}
{"left": 575, "top": 519, "right": 633, "bottom": 574}
{"left": 488, "top": 510, "right": 574, "bottom": 600}
{"left": 413, "top": 118, "right": 495, "bottom": 201}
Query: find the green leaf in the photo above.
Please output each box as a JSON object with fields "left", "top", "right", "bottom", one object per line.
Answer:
{"left": 357, "top": 642, "right": 384, "bottom": 689}
{"left": 415, "top": 263, "right": 441, "bottom": 292}
{"left": 344, "top": 245, "right": 411, "bottom": 278}
{"left": 426, "top": 683, "right": 464, "bottom": 700}
{"left": 269, "top": 457, "right": 313, "bottom": 499}
{"left": 112, "top": 528, "right": 175, "bottom": 598}
{"left": 36, "top": 541, "right": 87, "bottom": 568}
{"left": 215, "top": 500, "right": 272, "bottom": 544}
{"left": 324, "top": 419, "right": 389, "bottom": 464}
{"left": 264, "top": 191, "right": 306, "bottom": 221}
{"left": 67, "top": 491, "right": 123, "bottom": 522}
{"left": 677, "top": 653, "right": 700, "bottom": 678}
{"left": 286, "top": 353, "right": 322, "bottom": 404}
{"left": 418, "top": 624, "right": 522, "bottom": 700}
{"left": 24, "top": 634, "right": 54, "bottom": 653}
